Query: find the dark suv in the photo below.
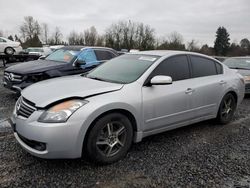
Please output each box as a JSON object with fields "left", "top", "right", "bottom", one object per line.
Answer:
{"left": 3, "top": 46, "right": 118, "bottom": 93}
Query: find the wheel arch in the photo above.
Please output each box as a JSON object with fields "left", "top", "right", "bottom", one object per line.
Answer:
{"left": 217, "top": 89, "right": 238, "bottom": 114}
{"left": 227, "top": 90, "right": 238, "bottom": 104}
{"left": 82, "top": 108, "right": 139, "bottom": 156}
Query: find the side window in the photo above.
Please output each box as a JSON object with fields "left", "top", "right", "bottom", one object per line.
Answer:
{"left": 78, "top": 49, "right": 97, "bottom": 64}
{"left": 95, "top": 50, "right": 116, "bottom": 61}
{"left": 150, "top": 55, "right": 190, "bottom": 81}
{"left": 190, "top": 56, "right": 217, "bottom": 78}
{"left": 215, "top": 62, "right": 223, "bottom": 74}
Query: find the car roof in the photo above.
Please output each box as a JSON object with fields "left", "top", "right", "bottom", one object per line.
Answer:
{"left": 61, "top": 46, "right": 117, "bottom": 52}
{"left": 130, "top": 50, "right": 207, "bottom": 57}
{"left": 61, "top": 46, "right": 85, "bottom": 51}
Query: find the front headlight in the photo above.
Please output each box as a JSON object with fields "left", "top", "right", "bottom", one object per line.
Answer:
{"left": 38, "top": 99, "right": 88, "bottom": 123}
{"left": 244, "top": 76, "right": 250, "bottom": 82}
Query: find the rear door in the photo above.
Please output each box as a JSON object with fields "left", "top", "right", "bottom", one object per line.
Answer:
{"left": 142, "top": 55, "right": 194, "bottom": 131}
{"left": 188, "top": 55, "right": 225, "bottom": 118}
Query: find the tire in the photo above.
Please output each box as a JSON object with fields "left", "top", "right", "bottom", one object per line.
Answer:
{"left": 86, "top": 113, "right": 133, "bottom": 164}
{"left": 4, "top": 47, "right": 14, "bottom": 55}
{"left": 217, "top": 93, "right": 237, "bottom": 124}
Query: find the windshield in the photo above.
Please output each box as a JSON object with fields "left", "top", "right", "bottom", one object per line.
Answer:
{"left": 45, "top": 49, "right": 79, "bottom": 63}
{"left": 224, "top": 58, "right": 250, "bottom": 70}
{"left": 87, "top": 54, "right": 159, "bottom": 84}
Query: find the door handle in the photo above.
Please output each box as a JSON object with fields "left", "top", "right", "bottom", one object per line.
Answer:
{"left": 185, "top": 88, "right": 194, "bottom": 94}
{"left": 219, "top": 80, "right": 227, "bottom": 85}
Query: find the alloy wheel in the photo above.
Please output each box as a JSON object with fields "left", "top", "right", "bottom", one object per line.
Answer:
{"left": 96, "top": 121, "right": 126, "bottom": 157}
{"left": 221, "top": 94, "right": 235, "bottom": 121}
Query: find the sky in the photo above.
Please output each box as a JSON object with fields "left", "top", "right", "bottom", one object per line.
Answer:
{"left": 0, "top": 0, "right": 249, "bottom": 46}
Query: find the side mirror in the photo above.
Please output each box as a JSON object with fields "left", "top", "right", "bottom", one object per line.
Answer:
{"left": 150, "top": 75, "right": 172, "bottom": 85}
{"left": 39, "top": 56, "right": 46, "bottom": 60}
{"left": 74, "top": 59, "right": 86, "bottom": 67}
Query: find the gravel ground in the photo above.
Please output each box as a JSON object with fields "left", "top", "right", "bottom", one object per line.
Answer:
{"left": 0, "top": 65, "right": 250, "bottom": 188}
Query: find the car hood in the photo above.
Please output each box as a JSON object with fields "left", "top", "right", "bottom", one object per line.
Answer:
{"left": 21, "top": 75, "right": 124, "bottom": 108}
{"left": 5, "top": 59, "right": 66, "bottom": 74}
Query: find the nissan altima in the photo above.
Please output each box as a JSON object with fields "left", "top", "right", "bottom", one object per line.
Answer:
{"left": 10, "top": 51, "right": 245, "bottom": 164}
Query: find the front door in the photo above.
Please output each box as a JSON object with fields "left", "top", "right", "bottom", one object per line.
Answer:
{"left": 142, "top": 55, "right": 194, "bottom": 131}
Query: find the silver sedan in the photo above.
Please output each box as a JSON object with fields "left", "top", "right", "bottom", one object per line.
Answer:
{"left": 10, "top": 51, "right": 245, "bottom": 164}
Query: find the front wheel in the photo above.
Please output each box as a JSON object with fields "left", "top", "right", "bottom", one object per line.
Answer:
{"left": 217, "top": 93, "right": 237, "bottom": 124}
{"left": 4, "top": 47, "right": 15, "bottom": 55}
{"left": 86, "top": 113, "right": 133, "bottom": 164}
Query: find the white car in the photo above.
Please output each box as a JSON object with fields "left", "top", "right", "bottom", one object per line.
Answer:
{"left": 26, "top": 47, "right": 52, "bottom": 57}
{"left": 0, "top": 37, "right": 23, "bottom": 55}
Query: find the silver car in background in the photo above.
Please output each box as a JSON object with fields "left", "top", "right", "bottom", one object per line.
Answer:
{"left": 10, "top": 51, "right": 245, "bottom": 164}
{"left": 223, "top": 57, "right": 250, "bottom": 94}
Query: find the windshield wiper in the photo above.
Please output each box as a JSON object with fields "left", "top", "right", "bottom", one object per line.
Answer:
{"left": 229, "top": 67, "right": 250, "bottom": 70}
{"left": 90, "top": 77, "right": 107, "bottom": 82}
{"left": 86, "top": 76, "right": 124, "bottom": 84}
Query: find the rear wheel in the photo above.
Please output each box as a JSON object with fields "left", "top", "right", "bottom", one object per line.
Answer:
{"left": 86, "top": 113, "right": 133, "bottom": 164}
{"left": 217, "top": 93, "right": 236, "bottom": 124}
{"left": 4, "top": 47, "right": 14, "bottom": 55}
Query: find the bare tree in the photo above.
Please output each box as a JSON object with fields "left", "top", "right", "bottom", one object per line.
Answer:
{"left": 187, "top": 39, "right": 199, "bottom": 52}
{"left": 68, "top": 31, "right": 84, "bottom": 45}
{"left": 96, "top": 35, "right": 105, "bottom": 46}
{"left": 200, "top": 44, "right": 214, "bottom": 56}
{"left": 84, "top": 26, "right": 98, "bottom": 46}
{"left": 19, "top": 16, "right": 41, "bottom": 40}
{"left": 240, "top": 38, "right": 250, "bottom": 50}
{"left": 53, "top": 27, "right": 63, "bottom": 45}
{"left": 105, "top": 20, "right": 155, "bottom": 50}
{"left": 42, "top": 23, "right": 49, "bottom": 44}
{"left": 157, "top": 31, "right": 185, "bottom": 50}
{"left": 105, "top": 22, "right": 123, "bottom": 49}
{"left": 168, "top": 31, "right": 183, "bottom": 45}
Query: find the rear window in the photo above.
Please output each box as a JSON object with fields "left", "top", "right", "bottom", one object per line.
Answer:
{"left": 94, "top": 50, "right": 116, "bottom": 61}
{"left": 190, "top": 56, "right": 217, "bottom": 77}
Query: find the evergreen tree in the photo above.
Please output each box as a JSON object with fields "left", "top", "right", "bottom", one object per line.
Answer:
{"left": 214, "top": 27, "right": 230, "bottom": 56}
{"left": 8, "top": 35, "right": 14, "bottom": 41}
{"left": 22, "top": 34, "right": 42, "bottom": 48}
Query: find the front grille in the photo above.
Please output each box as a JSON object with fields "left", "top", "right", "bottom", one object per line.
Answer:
{"left": 4, "top": 72, "right": 23, "bottom": 83}
{"left": 16, "top": 97, "right": 36, "bottom": 119}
